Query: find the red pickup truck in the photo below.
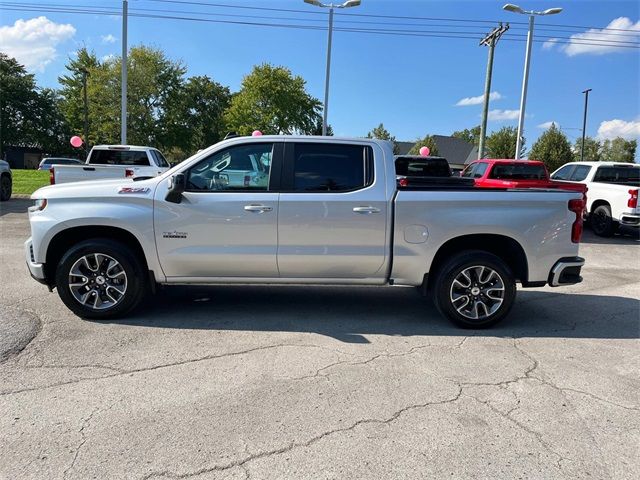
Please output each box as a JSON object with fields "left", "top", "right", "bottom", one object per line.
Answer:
{"left": 462, "top": 159, "right": 587, "bottom": 196}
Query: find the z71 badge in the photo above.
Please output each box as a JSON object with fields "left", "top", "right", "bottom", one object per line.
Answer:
{"left": 118, "top": 187, "right": 150, "bottom": 194}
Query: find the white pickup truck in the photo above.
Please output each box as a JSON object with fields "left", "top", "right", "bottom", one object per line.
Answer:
{"left": 26, "top": 136, "right": 586, "bottom": 328}
{"left": 50, "top": 145, "right": 170, "bottom": 185}
{"left": 551, "top": 161, "right": 640, "bottom": 236}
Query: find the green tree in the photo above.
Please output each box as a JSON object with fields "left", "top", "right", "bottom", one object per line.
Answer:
{"left": 0, "top": 54, "right": 71, "bottom": 156}
{"left": 452, "top": 125, "right": 481, "bottom": 146}
{"left": 311, "top": 119, "right": 333, "bottom": 136}
{"left": 572, "top": 136, "right": 601, "bottom": 162}
{"left": 600, "top": 137, "right": 636, "bottom": 163}
{"left": 224, "top": 63, "right": 321, "bottom": 135}
{"left": 485, "top": 126, "right": 524, "bottom": 159}
{"left": 367, "top": 123, "right": 398, "bottom": 153}
{"left": 408, "top": 134, "right": 439, "bottom": 156}
{"left": 528, "top": 124, "right": 572, "bottom": 171}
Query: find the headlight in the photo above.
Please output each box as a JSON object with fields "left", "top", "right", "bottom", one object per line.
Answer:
{"left": 28, "top": 199, "right": 47, "bottom": 212}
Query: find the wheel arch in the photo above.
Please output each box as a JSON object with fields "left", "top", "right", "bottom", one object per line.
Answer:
{"left": 426, "top": 234, "right": 528, "bottom": 291}
{"left": 590, "top": 199, "right": 610, "bottom": 213}
{"left": 44, "top": 226, "right": 151, "bottom": 287}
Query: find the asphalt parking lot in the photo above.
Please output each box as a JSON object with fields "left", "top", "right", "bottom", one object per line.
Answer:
{"left": 1, "top": 198, "right": 638, "bottom": 480}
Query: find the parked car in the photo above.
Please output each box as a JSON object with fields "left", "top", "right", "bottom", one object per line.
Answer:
{"left": 551, "top": 161, "right": 640, "bottom": 236}
{"left": 49, "top": 145, "right": 170, "bottom": 185}
{"left": 26, "top": 136, "right": 585, "bottom": 328}
{"left": 462, "top": 159, "right": 587, "bottom": 196}
{"left": 0, "top": 160, "right": 12, "bottom": 201}
{"left": 38, "top": 157, "right": 84, "bottom": 170}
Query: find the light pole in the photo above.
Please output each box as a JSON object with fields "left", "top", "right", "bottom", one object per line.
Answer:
{"left": 581, "top": 88, "right": 592, "bottom": 161}
{"left": 503, "top": 4, "right": 562, "bottom": 159}
{"left": 304, "top": 0, "right": 361, "bottom": 136}
{"left": 121, "top": 0, "right": 128, "bottom": 144}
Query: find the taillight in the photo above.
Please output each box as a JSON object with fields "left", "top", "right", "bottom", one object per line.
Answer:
{"left": 628, "top": 189, "right": 638, "bottom": 209}
{"left": 398, "top": 177, "right": 408, "bottom": 187}
{"left": 49, "top": 167, "right": 55, "bottom": 185}
{"left": 125, "top": 168, "right": 134, "bottom": 178}
{"left": 244, "top": 175, "right": 251, "bottom": 187}
{"left": 568, "top": 198, "right": 584, "bottom": 244}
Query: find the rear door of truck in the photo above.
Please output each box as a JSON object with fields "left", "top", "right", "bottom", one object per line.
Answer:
{"left": 276, "top": 140, "right": 389, "bottom": 279}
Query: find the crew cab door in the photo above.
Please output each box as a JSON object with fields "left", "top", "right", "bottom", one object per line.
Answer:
{"left": 276, "top": 141, "right": 388, "bottom": 279}
{"left": 153, "top": 142, "right": 282, "bottom": 278}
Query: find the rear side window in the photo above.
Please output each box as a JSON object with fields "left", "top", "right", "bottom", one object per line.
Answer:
{"left": 593, "top": 166, "right": 640, "bottom": 185}
{"left": 551, "top": 164, "right": 575, "bottom": 180}
{"left": 290, "top": 143, "right": 372, "bottom": 192}
{"left": 568, "top": 165, "right": 591, "bottom": 181}
{"left": 489, "top": 163, "right": 546, "bottom": 180}
{"left": 151, "top": 150, "right": 169, "bottom": 168}
{"left": 90, "top": 150, "right": 150, "bottom": 166}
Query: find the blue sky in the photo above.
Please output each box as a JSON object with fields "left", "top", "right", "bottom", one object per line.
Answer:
{"left": 0, "top": 0, "right": 638, "bottom": 149}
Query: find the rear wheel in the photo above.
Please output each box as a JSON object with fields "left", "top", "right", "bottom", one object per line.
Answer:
{"left": 55, "top": 239, "right": 147, "bottom": 319}
{"left": 433, "top": 250, "right": 516, "bottom": 328}
{"left": 591, "top": 204, "right": 617, "bottom": 237}
{"left": 0, "top": 174, "right": 11, "bottom": 201}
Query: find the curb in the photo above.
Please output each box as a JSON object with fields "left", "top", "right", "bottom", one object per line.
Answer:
{"left": 11, "top": 194, "right": 32, "bottom": 199}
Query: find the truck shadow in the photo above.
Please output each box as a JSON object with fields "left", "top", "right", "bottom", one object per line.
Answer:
{"left": 109, "top": 285, "right": 640, "bottom": 343}
{"left": 0, "top": 199, "right": 30, "bottom": 217}
{"left": 580, "top": 227, "right": 639, "bottom": 245}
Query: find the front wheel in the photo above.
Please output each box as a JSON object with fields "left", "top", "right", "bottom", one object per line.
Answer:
{"left": 433, "top": 251, "right": 516, "bottom": 328}
{"left": 55, "top": 239, "right": 147, "bottom": 319}
{"left": 0, "top": 174, "right": 11, "bottom": 201}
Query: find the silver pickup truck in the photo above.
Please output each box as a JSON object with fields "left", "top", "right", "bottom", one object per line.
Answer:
{"left": 25, "top": 136, "right": 585, "bottom": 328}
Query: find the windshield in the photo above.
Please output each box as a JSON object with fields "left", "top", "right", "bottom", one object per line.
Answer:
{"left": 489, "top": 163, "right": 547, "bottom": 180}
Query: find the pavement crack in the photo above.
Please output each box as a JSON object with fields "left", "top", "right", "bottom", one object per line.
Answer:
{"left": 141, "top": 387, "right": 464, "bottom": 480}
{"left": 62, "top": 406, "right": 99, "bottom": 479}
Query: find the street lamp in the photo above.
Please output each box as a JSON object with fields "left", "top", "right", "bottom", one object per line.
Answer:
{"left": 304, "top": 0, "right": 362, "bottom": 136}
{"left": 503, "top": 3, "right": 562, "bottom": 159}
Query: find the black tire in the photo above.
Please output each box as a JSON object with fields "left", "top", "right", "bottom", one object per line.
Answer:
{"left": 55, "top": 238, "right": 147, "bottom": 319}
{"left": 0, "top": 174, "right": 11, "bottom": 201}
{"left": 590, "top": 204, "right": 617, "bottom": 237}
{"left": 432, "top": 250, "right": 516, "bottom": 329}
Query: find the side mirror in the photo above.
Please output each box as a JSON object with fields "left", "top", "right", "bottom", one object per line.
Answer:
{"left": 165, "top": 173, "right": 186, "bottom": 203}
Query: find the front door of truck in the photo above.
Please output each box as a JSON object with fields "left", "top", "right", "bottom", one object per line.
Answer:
{"left": 154, "top": 142, "right": 282, "bottom": 279}
{"left": 276, "top": 141, "right": 388, "bottom": 279}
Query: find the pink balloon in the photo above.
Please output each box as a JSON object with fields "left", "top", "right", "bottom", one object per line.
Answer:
{"left": 419, "top": 146, "right": 430, "bottom": 156}
{"left": 252, "top": 130, "right": 263, "bottom": 137}
{"left": 70, "top": 136, "right": 83, "bottom": 148}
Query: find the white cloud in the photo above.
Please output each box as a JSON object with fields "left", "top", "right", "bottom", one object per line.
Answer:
{"left": 101, "top": 53, "right": 116, "bottom": 62}
{"left": 101, "top": 34, "right": 116, "bottom": 44}
{"left": 455, "top": 91, "right": 502, "bottom": 106}
{"left": 538, "top": 121, "right": 559, "bottom": 129}
{"left": 544, "top": 17, "right": 640, "bottom": 56}
{"left": 487, "top": 109, "right": 520, "bottom": 121}
{"left": 597, "top": 119, "right": 640, "bottom": 140}
{"left": 0, "top": 16, "right": 75, "bottom": 72}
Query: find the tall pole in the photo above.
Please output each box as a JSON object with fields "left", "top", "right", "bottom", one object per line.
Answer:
{"left": 478, "top": 23, "right": 508, "bottom": 159}
{"left": 580, "top": 88, "right": 592, "bottom": 161}
{"left": 121, "top": 0, "right": 128, "bottom": 144}
{"left": 81, "top": 69, "right": 89, "bottom": 157}
{"left": 515, "top": 14, "right": 534, "bottom": 159}
{"left": 322, "top": 7, "right": 334, "bottom": 136}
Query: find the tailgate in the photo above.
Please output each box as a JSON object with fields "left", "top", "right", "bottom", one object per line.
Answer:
{"left": 52, "top": 165, "right": 130, "bottom": 184}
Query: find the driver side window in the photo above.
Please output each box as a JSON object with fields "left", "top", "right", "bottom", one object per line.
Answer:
{"left": 186, "top": 143, "right": 273, "bottom": 192}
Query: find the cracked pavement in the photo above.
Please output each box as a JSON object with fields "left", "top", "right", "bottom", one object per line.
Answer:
{"left": 1, "top": 199, "right": 639, "bottom": 479}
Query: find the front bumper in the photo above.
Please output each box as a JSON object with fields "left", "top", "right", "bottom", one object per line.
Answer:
{"left": 24, "top": 238, "right": 47, "bottom": 285}
{"left": 548, "top": 256, "right": 585, "bottom": 287}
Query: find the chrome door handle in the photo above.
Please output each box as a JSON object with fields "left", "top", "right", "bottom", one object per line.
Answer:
{"left": 353, "top": 206, "right": 381, "bottom": 214}
{"left": 244, "top": 204, "right": 273, "bottom": 213}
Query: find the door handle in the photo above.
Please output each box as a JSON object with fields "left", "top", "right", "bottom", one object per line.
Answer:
{"left": 353, "top": 206, "right": 381, "bottom": 214}
{"left": 244, "top": 204, "right": 273, "bottom": 213}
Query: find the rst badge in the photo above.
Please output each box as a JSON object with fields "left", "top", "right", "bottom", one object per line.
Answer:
{"left": 162, "top": 231, "right": 188, "bottom": 239}
{"left": 118, "top": 187, "right": 150, "bottom": 194}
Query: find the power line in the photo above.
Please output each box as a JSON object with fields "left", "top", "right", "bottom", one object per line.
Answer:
{"left": 1, "top": 3, "right": 638, "bottom": 49}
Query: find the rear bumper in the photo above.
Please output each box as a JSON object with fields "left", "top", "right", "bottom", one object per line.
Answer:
{"left": 548, "top": 256, "right": 585, "bottom": 287}
{"left": 619, "top": 214, "right": 640, "bottom": 227}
